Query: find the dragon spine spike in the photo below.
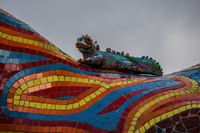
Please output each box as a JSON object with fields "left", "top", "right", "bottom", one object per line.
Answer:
{"left": 121, "top": 51, "right": 124, "bottom": 56}
{"left": 125, "top": 53, "right": 129, "bottom": 57}
{"left": 106, "top": 48, "right": 111, "bottom": 52}
{"left": 112, "top": 50, "right": 116, "bottom": 54}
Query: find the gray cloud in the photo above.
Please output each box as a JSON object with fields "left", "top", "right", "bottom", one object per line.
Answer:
{"left": 1, "top": 0, "right": 200, "bottom": 74}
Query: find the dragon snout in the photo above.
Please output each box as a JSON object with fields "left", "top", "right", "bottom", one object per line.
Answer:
{"left": 76, "top": 38, "right": 87, "bottom": 45}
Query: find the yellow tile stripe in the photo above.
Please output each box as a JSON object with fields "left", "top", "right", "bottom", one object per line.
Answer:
{"left": 178, "top": 65, "right": 200, "bottom": 72}
{"left": 13, "top": 75, "right": 103, "bottom": 109}
{"left": 12, "top": 75, "right": 155, "bottom": 111}
{"left": 12, "top": 76, "right": 111, "bottom": 110}
{"left": 134, "top": 103, "right": 200, "bottom": 133}
{"left": 128, "top": 75, "right": 198, "bottom": 132}
{"left": 0, "top": 31, "right": 75, "bottom": 61}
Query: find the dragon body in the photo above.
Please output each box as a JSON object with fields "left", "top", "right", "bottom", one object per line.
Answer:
{"left": 76, "top": 35, "right": 163, "bottom": 76}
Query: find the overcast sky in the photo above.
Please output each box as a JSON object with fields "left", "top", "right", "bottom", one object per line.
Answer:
{"left": 1, "top": 0, "right": 200, "bottom": 74}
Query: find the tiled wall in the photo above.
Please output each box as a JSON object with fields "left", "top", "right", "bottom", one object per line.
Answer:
{"left": 0, "top": 9, "right": 200, "bottom": 133}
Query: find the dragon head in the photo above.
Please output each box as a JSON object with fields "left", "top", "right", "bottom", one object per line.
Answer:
{"left": 76, "top": 35, "right": 99, "bottom": 59}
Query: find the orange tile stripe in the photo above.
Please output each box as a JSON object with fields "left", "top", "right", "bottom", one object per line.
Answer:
{"left": 0, "top": 124, "right": 90, "bottom": 133}
{"left": 0, "top": 33, "right": 77, "bottom": 63}
{"left": 134, "top": 92, "right": 200, "bottom": 131}
{"left": 8, "top": 70, "right": 104, "bottom": 104}
{"left": 9, "top": 79, "right": 161, "bottom": 115}
{"left": 19, "top": 78, "right": 159, "bottom": 106}
{"left": 0, "top": 26, "right": 44, "bottom": 42}
{"left": 9, "top": 69, "right": 156, "bottom": 100}
{"left": 136, "top": 76, "right": 193, "bottom": 119}
{"left": 123, "top": 76, "right": 190, "bottom": 131}
{"left": 7, "top": 70, "right": 162, "bottom": 115}
{"left": 0, "top": 25, "right": 59, "bottom": 49}
{"left": 124, "top": 75, "right": 198, "bottom": 132}
{"left": 0, "top": 26, "right": 20, "bottom": 37}
{"left": 135, "top": 101, "right": 200, "bottom": 133}
{"left": 10, "top": 79, "right": 158, "bottom": 115}
{"left": 20, "top": 83, "right": 101, "bottom": 104}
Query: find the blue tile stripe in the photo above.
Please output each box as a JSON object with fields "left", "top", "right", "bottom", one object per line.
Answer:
{"left": 0, "top": 49, "right": 48, "bottom": 64}
{"left": 1, "top": 62, "right": 179, "bottom": 130}
{"left": 0, "top": 12, "right": 36, "bottom": 32}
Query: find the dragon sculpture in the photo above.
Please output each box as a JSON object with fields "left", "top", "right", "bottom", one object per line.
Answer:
{"left": 76, "top": 35, "right": 163, "bottom": 76}
{"left": 0, "top": 9, "right": 200, "bottom": 133}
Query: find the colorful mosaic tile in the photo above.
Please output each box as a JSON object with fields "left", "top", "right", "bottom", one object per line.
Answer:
{"left": 0, "top": 9, "right": 200, "bottom": 133}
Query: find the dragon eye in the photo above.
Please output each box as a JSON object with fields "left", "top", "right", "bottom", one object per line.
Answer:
{"left": 85, "top": 38, "right": 91, "bottom": 44}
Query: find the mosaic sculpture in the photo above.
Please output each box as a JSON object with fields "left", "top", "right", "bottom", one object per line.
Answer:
{"left": 0, "top": 9, "right": 200, "bottom": 133}
{"left": 76, "top": 35, "right": 163, "bottom": 76}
